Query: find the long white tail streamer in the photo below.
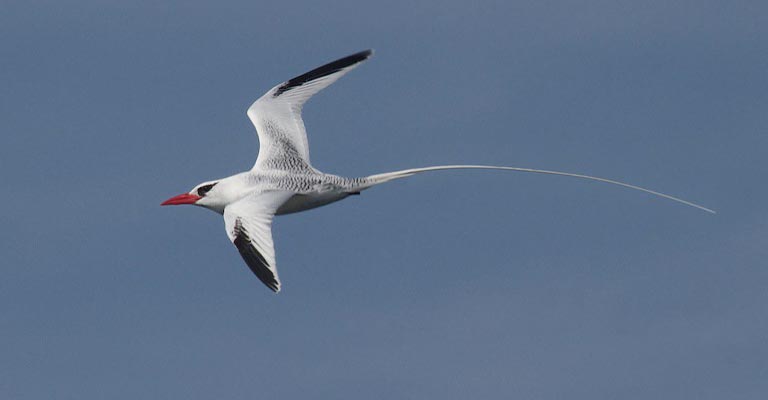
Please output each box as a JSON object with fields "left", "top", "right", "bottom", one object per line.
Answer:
{"left": 363, "top": 165, "right": 715, "bottom": 214}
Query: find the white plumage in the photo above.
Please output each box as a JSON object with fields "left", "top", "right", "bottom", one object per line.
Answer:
{"left": 162, "top": 49, "right": 714, "bottom": 293}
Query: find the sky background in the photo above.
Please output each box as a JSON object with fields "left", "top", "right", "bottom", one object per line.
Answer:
{"left": 1, "top": 1, "right": 767, "bottom": 398}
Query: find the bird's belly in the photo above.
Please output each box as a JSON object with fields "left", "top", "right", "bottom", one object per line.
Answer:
{"left": 275, "top": 192, "right": 351, "bottom": 215}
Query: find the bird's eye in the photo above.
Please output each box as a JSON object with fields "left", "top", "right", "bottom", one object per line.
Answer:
{"left": 197, "top": 183, "right": 216, "bottom": 196}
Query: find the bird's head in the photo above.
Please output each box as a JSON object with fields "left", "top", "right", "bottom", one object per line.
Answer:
{"left": 161, "top": 180, "right": 227, "bottom": 213}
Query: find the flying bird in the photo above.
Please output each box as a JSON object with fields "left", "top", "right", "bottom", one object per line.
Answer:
{"left": 162, "top": 49, "right": 714, "bottom": 293}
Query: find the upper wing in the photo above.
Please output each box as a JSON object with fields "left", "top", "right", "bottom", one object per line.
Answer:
{"left": 247, "top": 50, "right": 373, "bottom": 171}
{"left": 223, "top": 191, "right": 294, "bottom": 293}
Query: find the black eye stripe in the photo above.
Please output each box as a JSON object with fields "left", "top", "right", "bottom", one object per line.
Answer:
{"left": 197, "top": 183, "right": 217, "bottom": 196}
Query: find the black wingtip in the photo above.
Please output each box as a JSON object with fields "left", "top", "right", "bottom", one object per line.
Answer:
{"left": 233, "top": 220, "right": 281, "bottom": 293}
{"left": 355, "top": 49, "right": 375, "bottom": 59}
{"left": 274, "top": 49, "right": 374, "bottom": 97}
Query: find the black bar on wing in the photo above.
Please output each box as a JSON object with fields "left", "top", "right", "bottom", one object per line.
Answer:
{"left": 233, "top": 219, "right": 280, "bottom": 292}
{"left": 273, "top": 49, "right": 373, "bottom": 97}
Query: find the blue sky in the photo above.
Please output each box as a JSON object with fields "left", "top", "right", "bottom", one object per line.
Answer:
{"left": 1, "top": 1, "right": 766, "bottom": 398}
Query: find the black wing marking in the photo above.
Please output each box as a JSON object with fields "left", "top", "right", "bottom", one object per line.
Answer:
{"left": 232, "top": 219, "right": 280, "bottom": 292}
{"left": 273, "top": 49, "right": 373, "bottom": 97}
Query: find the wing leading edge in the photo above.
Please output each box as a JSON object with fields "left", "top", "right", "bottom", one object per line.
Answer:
{"left": 247, "top": 50, "right": 373, "bottom": 171}
{"left": 224, "top": 191, "right": 294, "bottom": 293}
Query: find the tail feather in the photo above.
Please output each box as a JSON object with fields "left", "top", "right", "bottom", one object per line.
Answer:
{"left": 359, "top": 165, "right": 715, "bottom": 214}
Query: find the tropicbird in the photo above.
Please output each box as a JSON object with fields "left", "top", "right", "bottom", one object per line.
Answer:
{"left": 162, "top": 49, "right": 714, "bottom": 293}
